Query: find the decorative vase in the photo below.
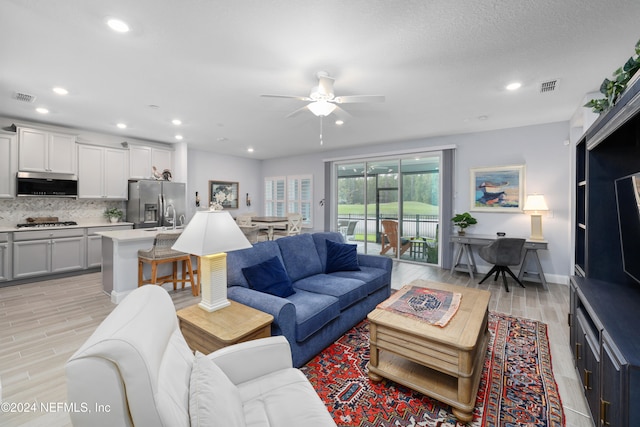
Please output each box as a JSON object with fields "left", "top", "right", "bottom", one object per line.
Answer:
{"left": 458, "top": 229, "right": 465, "bottom": 236}
{"left": 110, "top": 217, "right": 119, "bottom": 223}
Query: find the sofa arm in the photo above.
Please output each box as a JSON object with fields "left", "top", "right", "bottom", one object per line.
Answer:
{"left": 207, "top": 336, "right": 292, "bottom": 385}
{"left": 357, "top": 253, "right": 393, "bottom": 271}
{"left": 227, "top": 286, "right": 297, "bottom": 338}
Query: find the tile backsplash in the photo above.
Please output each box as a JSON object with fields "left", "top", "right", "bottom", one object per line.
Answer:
{"left": 0, "top": 198, "right": 126, "bottom": 226}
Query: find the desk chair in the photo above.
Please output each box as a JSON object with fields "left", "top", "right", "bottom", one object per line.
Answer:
{"left": 478, "top": 238, "right": 526, "bottom": 292}
{"left": 138, "top": 233, "right": 198, "bottom": 295}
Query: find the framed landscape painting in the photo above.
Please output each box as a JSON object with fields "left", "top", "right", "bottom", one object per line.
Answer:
{"left": 209, "top": 180, "right": 239, "bottom": 209}
{"left": 470, "top": 165, "right": 525, "bottom": 212}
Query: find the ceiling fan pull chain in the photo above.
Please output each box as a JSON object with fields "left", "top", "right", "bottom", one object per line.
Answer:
{"left": 320, "top": 115, "right": 324, "bottom": 145}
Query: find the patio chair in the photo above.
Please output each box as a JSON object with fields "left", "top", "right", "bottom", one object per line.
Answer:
{"left": 380, "top": 220, "right": 412, "bottom": 256}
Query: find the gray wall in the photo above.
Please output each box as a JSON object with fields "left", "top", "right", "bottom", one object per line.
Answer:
{"left": 259, "top": 121, "right": 572, "bottom": 284}
{"left": 185, "top": 148, "right": 263, "bottom": 221}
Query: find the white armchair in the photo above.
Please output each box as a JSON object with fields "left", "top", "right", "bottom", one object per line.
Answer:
{"left": 65, "top": 285, "right": 336, "bottom": 427}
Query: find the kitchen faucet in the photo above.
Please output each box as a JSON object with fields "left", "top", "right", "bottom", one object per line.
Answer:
{"left": 165, "top": 204, "right": 176, "bottom": 230}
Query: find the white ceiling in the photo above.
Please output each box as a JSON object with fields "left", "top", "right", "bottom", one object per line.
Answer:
{"left": 1, "top": 0, "right": 639, "bottom": 160}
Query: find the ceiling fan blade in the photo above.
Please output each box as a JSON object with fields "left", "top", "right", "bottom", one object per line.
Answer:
{"left": 334, "top": 95, "right": 385, "bottom": 104}
{"left": 333, "top": 105, "right": 352, "bottom": 119}
{"left": 285, "top": 105, "right": 310, "bottom": 118}
{"left": 260, "top": 94, "right": 311, "bottom": 101}
{"left": 317, "top": 74, "right": 335, "bottom": 97}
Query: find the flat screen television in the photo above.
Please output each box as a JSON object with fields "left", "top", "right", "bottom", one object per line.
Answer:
{"left": 615, "top": 173, "right": 640, "bottom": 284}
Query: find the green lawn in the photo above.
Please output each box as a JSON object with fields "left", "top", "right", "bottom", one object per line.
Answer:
{"left": 338, "top": 201, "right": 438, "bottom": 216}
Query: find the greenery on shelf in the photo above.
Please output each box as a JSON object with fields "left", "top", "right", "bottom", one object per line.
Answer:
{"left": 451, "top": 212, "right": 477, "bottom": 234}
{"left": 104, "top": 207, "right": 124, "bottom": 219}
{"left": 585, "top": 38, "right": 640, "bottom": 114}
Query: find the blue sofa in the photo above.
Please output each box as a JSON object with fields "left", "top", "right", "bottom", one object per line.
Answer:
{"left": 226, "top": 232, "right": 393, "bottom": 367}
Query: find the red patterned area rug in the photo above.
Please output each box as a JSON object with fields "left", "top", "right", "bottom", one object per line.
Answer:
{"left": 301, "top": 312, "right": 565, "bottom": 426}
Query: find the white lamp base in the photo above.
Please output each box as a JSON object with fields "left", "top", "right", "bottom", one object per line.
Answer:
{"left": 198, "top": 253, "right": 231, "bottom": 312}
{"left": 529, "top": 214, "right": 544, "bottom": 241}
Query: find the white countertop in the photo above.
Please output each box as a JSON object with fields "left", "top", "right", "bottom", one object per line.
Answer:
{"left": 97, "top": 227, "right": 183, "bottom": 242}
{"left": 0, "top": 221, "right": 134, "bottom": 233}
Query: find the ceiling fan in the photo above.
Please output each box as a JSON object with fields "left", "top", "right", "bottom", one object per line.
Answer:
{"left": 261, "top": 71, "right": 384, "bottom": 144}
{"left": 261, "top": 71, "right": 385, "bottom": 118}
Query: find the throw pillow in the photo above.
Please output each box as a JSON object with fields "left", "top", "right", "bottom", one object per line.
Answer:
{"left": 241, "top": 256, "right": 295, "bottom": 298}
{"left": 189, "top": 352, "right": 246, "bottom": 427}
{"left": 325, "top": 239, "right": 361, "bottom": 273}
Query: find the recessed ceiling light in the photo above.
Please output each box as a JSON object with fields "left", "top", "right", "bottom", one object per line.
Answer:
{"left": 36, "top": 107, "right": 49, "bottom": 114}
{"left": 247, "top": 148, "right": 254, "bottom": 153}
{"left": 478, "top": 115, "right": 489, "bottom": 121}
{"left": 217, "top": 137, "right": 228, "bottom": 142}
{"left": 172, "top": 119, "right": 182, "bottom": 125}
{"left": 506, "top": 82, "right": 522, "bottom": 91}
{"left": 335, "top": 120, "right": 344, "bottom": 125}
{"left": 52, "top": 87, "right": 68, "bottom": 95}
{"left": 175, "top": 135, "right": 183, "bottom": 140}
{"left": 107, "top": 18, "right": 130, "bottom": 33}
{"left": 116, "top": 123, "right": 127, "bottom": 129}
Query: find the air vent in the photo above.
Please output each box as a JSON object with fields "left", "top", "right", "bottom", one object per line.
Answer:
{"left": 12, "top": 91, "right": 37, "bottom": 103}
{"left": 539, "top": 79, "right": 558, "bottom": 93}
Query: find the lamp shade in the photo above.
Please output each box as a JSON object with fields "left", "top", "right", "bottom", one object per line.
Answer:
{"left": 307, "top": 100, "right": 336, "bottom": 117}
{"left": 172, "top": 210, "right": 252, "bottom": 255}
{"left": 523, "top": 194, "right": 549, "bottom": 213}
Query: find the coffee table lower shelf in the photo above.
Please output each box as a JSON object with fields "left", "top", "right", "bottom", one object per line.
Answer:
{"left": 367, "top": 328, "right": 489, "bottom": 422}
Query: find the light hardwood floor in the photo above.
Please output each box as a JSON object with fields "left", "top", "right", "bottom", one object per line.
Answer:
{"left": 0, "top": 263, "right": 592, "bottom": 426}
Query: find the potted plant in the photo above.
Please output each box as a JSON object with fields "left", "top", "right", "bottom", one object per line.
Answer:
{"left": 451, "top": 212, "right": 477, "bottom": 235}
{"left": 104, "top": 207, "right": 124, "bottom": 223}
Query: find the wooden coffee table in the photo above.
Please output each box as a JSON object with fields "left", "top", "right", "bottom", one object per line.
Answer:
{"left": 367, "top": 280, "right": 490, "bottom": 422}
{"left": 177, "top": 300, "right": 273, "bottom": 354}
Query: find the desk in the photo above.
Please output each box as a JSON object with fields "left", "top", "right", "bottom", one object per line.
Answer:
{"left": 450, "top": 234, "right": 548, "bottom": 289}
{"left": 252, "top": 216, "right": 288, "bottom": 240}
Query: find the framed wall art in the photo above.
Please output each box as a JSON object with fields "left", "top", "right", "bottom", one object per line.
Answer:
{"left": 470, "top": 165, "right": 525, "bottom": 212}
{"left": 208, "top": 180, "right": 239, "bottom": 209}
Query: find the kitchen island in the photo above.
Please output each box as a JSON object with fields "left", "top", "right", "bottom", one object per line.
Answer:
{"left": 97, "top": 227, "right": 194, "bottom": 303}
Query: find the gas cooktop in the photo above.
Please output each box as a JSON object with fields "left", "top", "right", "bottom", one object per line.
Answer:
{"left": 17, "top": 221, "right": 78, "bottom": 228}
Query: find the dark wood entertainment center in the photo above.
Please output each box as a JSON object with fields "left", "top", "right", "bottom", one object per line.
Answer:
{"left": 572, "top": 79, "right": 640, "bottom": 427}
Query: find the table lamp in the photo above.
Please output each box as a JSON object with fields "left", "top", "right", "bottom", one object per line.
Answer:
{"left": 172, "top": 210, "right": 252, "bottom": 312}
{"left": 523, "top": 194, "right": 549, "bottom": 240}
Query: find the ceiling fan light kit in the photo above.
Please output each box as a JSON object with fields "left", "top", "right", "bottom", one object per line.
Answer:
{"left": 307, "top": 100, "right": 336, "bottom": 117}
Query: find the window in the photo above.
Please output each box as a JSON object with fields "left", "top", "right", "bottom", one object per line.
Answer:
{"left": 264, "top": 176, "right": 285, "bottom": 217}
{"left": 265, "top": 175, "right": 313, "bottom": 226}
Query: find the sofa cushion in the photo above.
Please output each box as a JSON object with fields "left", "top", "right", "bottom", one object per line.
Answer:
{"left": 325, "top": 239, "right": 360, "bottom": 273}
{"left": 293, "top": 275, "right": 367, "bottom": 311}
{"left": 190, "top": 352, "right": 245, "bottom": 427}
{"left": 276, "top": 234, "right": 323, "bottom": 282}
{"left": 242, "top": 256, "right": 295, "bottom": 298}
{"left": 286, "top": 290, "right": 341, "bottom": 342}
{"left": 227, "top": 241, "right": 282, "bottom": 288}
{"left": 330, "top": 266, "right": 390, "bottom": 295}
{"left": 312, "top": 232, "right": 346, "bottom": 271}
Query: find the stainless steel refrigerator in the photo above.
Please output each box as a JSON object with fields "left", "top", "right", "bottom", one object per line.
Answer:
{"left": 127, "top": 180, "right": 186, "bottom": 229}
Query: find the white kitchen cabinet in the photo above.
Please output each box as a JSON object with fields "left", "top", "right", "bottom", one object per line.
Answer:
{"left": 0, "top": 132, "right": 17, "bottom": 198}
{"left": 0, "top": 233, "right": 10, "bottom": 281}
{"left": 78, "top": 144, "right": 128, "bottom": 199}
{"left": 129, "top": 145, "right": 173, "bottom": 179}
{"left": 13, "top": 228, "right": 85, "bottom": 279}
{"left": 18, "top": 127, "right": 77, "bottom": 174}
{"left": 86, "top": 224, "right": 132, "bottom": 268}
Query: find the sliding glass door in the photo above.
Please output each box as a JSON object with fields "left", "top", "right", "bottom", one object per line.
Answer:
{"left": 335, "top": 153, "right": 442, "bottom": 265}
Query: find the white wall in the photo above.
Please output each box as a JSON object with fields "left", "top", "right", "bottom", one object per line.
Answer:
{"left": 186, "top": 148, "right": 262, "bottom": 220}
{"left": 260, "top": 121, "right": 572, "bottom": 284}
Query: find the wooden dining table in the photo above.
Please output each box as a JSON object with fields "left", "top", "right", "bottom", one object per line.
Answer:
{"left": 251, "top": 216, "right": 288, "bottom": 240}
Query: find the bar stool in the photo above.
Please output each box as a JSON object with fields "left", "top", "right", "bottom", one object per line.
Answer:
{"left": 138, "top": 233, "right": 199, "bottom": 296}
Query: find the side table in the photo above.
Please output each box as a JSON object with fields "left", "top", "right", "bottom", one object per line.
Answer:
{"left": 177, "top": 300, "right": 273, "bottom": 354}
